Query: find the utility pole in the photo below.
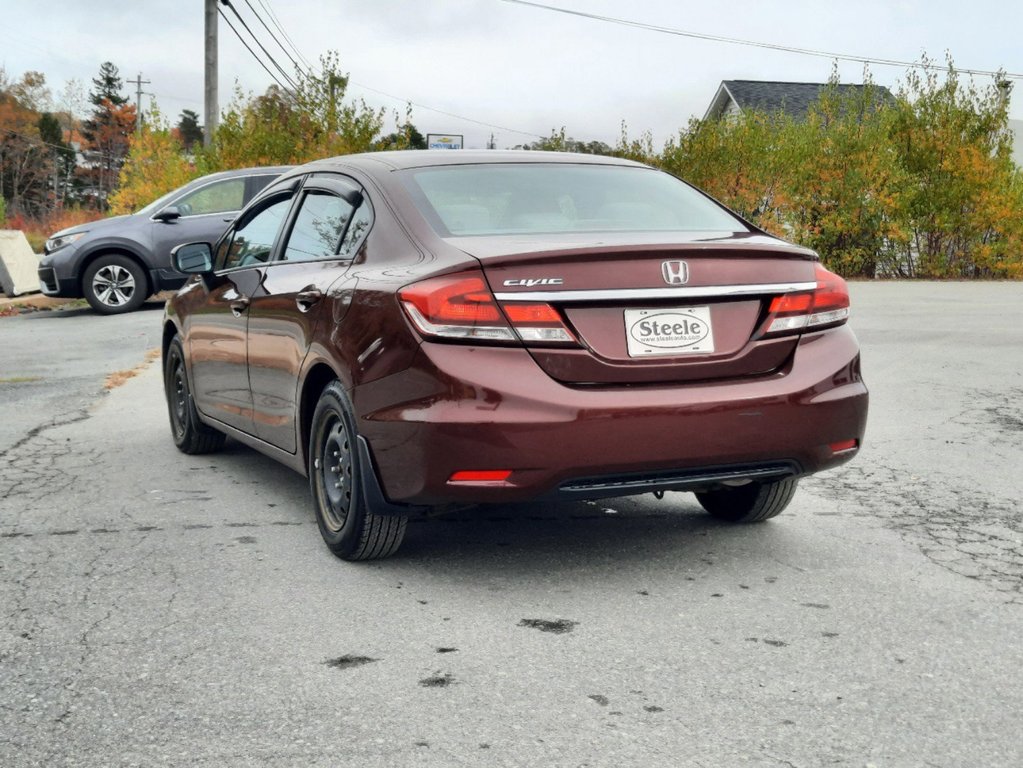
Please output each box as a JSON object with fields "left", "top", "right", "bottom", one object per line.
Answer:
{"left": 204, "top": 0, "right": 218, "bottom": 146}
{"left": 126, "top": 73, "right": 151, "bottom": 134}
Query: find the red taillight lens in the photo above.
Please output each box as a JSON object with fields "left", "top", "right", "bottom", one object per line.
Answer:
{"left": 764, "top": 264, "right": 850, "bottom": 336}
{"left": 399, "top": 272, "right": 576, "bottom": 345}
{"left": 399, "top": 273, "right": 516, "bottom": 342}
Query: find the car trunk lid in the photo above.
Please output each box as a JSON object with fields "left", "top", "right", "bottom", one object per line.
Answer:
{"left": 455, "top": 232, "right": 818, "bottom": 385}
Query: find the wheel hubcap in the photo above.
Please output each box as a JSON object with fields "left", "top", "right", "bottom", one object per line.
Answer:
{"left": 320, "top": 416, "right": 352, "bottom": 532}
{"left": 92, "top": 264, "right": 136, "bottom": 306}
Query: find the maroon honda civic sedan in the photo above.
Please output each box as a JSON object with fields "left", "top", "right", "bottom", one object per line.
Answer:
{"left": 162, "top": 150, "right": 867, "bottom": 560}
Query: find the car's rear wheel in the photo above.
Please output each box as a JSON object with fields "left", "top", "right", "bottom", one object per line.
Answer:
{"left": 83, "top": 254, "right": 148, "bottom": 314}
{"left": 163, "top": 336, "right": 226, "bottom": 454}
{"left": 695, "top": 477, "right": 798, "bottom": 522}
{"left": 309, "top": 381, "right": 407, "bottom": 560}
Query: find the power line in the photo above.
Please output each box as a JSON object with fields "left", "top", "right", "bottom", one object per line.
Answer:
{"left": 498, "top": 0, "right": 1023, "bottom": 81}
{"left": 245, "top": 0, "right": 308, "bottom": 75}
{"left": 346, "top": 81, "right": 546, "bottom": 139}
{"left": 217, "top": 6, "right": 295, "bottom": 95}
{"left": 225, "top": 0, "right": 546, "bottom": 139}
{"left": 1, "top": 127, "right": 120, "bottom": 164}
{"left": 255, "top": 0, "right": 314, "bottom": 71}
{"left": 220, "top": 0, "right": 299, "bottom": 91}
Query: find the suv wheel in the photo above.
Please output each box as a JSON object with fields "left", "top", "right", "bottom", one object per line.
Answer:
{"left": 309, "top": 381, "right": 407, "bottom": 560}
{"left": 83, "top": 254, "right": 148, "bottom": 314}
{"left": 695, "top": 477, "right": 799, "bottom": 523}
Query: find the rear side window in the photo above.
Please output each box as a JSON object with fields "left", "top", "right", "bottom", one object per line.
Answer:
{"left": 175, "top": 178, "right": 246, "bottom": 217}
{"left": 282, "top": 192, "right": 354, "bottom": 262}
{"left": 403, "top": 164, "right": 747, "bottom": 236}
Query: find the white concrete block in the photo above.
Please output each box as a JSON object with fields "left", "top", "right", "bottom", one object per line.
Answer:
{"left": 0, "top": 230, "right": 41, "bottom": 297}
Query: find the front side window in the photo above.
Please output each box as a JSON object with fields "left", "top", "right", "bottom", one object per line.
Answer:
{"left": 217, "top": 196, "right": 292, "bottom": 270}
{"left": 176, "top": 178, "right": 246, "bottom": 217}
{"left": 282, "top": 192, "right": 354, "bottom": 262}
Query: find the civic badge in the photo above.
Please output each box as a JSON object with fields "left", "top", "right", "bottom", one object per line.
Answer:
{"left": 661, "top": 260, "right": 689, "bottom": 285}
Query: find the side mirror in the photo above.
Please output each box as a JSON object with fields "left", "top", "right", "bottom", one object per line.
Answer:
{"left": 172, "top": 242, "right": 214, "bottom": 274}
{"left": 154, "top": 206, "right": 181, "bottom": 222}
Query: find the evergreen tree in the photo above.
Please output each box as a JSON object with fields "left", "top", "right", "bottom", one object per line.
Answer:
{"left": 176, "top": 109, "right": 203, "bottom": 150}
{"left": 38, "top": 112, "right": 78, "bottom": 205}
{"left": 80, "top": 62, "right": 134, "bottom": 207}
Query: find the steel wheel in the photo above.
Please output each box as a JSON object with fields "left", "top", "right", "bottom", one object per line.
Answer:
{"left": 309, "top": 381, "right": 407, "bottom": 560}
{"left": 163, "top": 335, "right": 225, "bottom": 454}
{"left": 318, "top": 415, "right": 354, "bottom": 533}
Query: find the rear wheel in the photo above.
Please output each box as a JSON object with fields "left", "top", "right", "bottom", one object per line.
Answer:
{"left": 163, "top": 336, "right": 225, "bottom": 454}
{"left": 83, "top": 254, "right": 148, "bottom": 314}
{"left": 695, "top": 477, "right": 798, "bottom": 523}
{"left": 309, "top": 381, "right": 407, "bottom": 560}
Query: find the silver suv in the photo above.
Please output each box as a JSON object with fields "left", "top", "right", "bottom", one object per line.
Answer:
{"left": 38, "top": 166, "right": 290, "bottom": 314}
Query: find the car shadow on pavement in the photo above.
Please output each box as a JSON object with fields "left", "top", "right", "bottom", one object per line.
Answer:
{"left": 205, "top": 438, "right": 799, "bottom": 575}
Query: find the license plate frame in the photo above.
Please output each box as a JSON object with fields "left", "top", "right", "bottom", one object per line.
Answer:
{"left": 624, "top": 306, "right": 715, "bottom": 357}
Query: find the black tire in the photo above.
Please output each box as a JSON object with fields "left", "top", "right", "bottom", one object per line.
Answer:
{"left": 309, "top": 381, "right": 407, "bottom": 561}
{"left": 163, "top": 336, "right": 226, "bottom": 454}
{"left": 82, "top": 254, "right": 148, "bottom": 314}
{"left": 695, "top": 477, "right": 799, "bottom": 523}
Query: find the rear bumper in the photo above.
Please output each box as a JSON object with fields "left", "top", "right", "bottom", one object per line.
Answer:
{"left": 354, "top": 325, "right": 868, "bottom": 505}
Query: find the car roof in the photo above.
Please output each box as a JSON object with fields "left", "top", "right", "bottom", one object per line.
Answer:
{"left": 197, "top": 165, "right": 294, "bottom": 181}
{"left": 298, "top": 150, "right": 651, "bottom": 175}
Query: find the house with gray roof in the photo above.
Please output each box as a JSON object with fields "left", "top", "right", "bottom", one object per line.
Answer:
{"left": 703, "top": 80, "right": 896, "bottom": 121}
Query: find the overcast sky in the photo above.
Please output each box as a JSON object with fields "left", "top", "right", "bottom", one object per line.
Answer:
{"left": 4, "top": 0, "right": 1022, "bottom": 149}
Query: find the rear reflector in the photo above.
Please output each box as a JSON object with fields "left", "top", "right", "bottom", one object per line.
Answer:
{"left": 829, "top": 439, "right": 858, "bottom": 454}
{"left": 448, "top": 470, "right": 513, "bottom": 483}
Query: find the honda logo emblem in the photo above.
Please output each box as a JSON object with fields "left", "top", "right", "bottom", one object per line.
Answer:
{"left": 661, "top": 260, "right": 690, "bottom": 285}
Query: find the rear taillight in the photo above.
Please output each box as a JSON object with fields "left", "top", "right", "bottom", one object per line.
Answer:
{"left": 399, "top": 271, "right": 576, "bottom": 345}
{"left": 763, "top": 264, "right": 850, "bottom": 336}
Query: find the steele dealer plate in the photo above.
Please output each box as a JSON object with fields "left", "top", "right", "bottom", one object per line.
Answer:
{"left": 624, "top": 306, "right": 715, "bottom": 357}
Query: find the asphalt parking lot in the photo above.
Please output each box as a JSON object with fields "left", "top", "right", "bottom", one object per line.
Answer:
{"left": 1, "top": 282, "right": 1021, "bottom": 767}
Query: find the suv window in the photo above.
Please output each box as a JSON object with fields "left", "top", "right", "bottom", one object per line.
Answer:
{"left": 245, "top": 174, "right": 282, "bottom": 204}
{"left": 282, "top": 192, "right": 354, "bottom": 262}
{"left": 176, "top": 178, "right": 246, "bottom": 217}
{"left": 217, "top": 197, "right": 292, "bottom": 270}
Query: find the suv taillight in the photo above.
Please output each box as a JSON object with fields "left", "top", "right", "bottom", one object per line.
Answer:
{"left": 399, "top": 271, "right": 576, "bottom": 345}
{"left": 762, "top": 264, "right": 850, "bottom": 336}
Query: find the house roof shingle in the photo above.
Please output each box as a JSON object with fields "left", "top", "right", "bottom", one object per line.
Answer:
{"left": 705, "top": 80, "right": 896, "bottom": 121}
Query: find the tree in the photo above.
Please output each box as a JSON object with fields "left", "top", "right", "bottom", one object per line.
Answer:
{"left": 38, "top": 112, "right": 77, "bottom": 207}
{"left": 376, "top": 105, "right": 426, "bottom": 150}
{"left": 0, "top": 72, "right": 54, "bottom": 216}
{"left": 514, "top": 127, "right": 613, "bottom": 155}
{"left": 110, "top": 108, "right": 196, "bottom": 215}
{"left": 80, "top": 62, "right": 134, "bottom": 207}
{"left": 889, "top": 56, "right": 1022, "bottom": 277}
{"left": 208, "top": 51, "right": 384, "bottom": 168}
{"left": 176, "top": 109, "right": 203, "bottom": 151}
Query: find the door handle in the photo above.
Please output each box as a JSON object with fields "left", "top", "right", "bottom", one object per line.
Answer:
{"left": 296, "top": 288, "right": 323, "bottom": 313}
{"left": 229, "top": 297, "right": 249, "bottom": 317}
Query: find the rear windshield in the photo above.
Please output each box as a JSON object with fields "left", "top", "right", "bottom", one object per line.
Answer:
{"left": 403, "top": 163, "right": 748, "bottom": 236}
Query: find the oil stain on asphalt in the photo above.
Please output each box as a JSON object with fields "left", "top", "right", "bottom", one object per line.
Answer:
{"left": 324, "top": 655, "right": 378, "bottom": 671}
{"left": 518, "top": 618, "right": 578, "bottom": 634}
